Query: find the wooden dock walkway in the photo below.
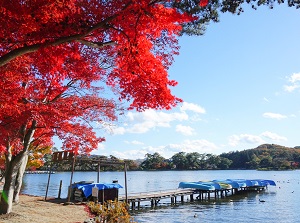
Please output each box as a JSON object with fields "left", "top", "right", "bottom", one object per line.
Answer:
{"left": 119, "top": 186, "right": 268, "bottom": 210}
{"left": 119, "top": 189, "right": 197, "bottom": 209}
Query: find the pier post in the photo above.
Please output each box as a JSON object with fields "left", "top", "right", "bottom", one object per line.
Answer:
{"left": 97, "top": 163, "right": 100, "bottom": 183}
{"left": 190, "top": 194, "right": 194, "bottom": 202}
{"left": 67, "top": 155, "right": 76, "bottom": 202}
{"left": 45, "top": 163, "right": 52, "bottom": 201}
{"left": 58, "top": 180, "right": 63, "bottom": 199}
{"left": 181, "top": 195, "right": 184, "bottom": 203}
{"left": 151, "top": 199, "right": 154, "bottom": 207}
{"left": 124, "top": 163, "right": 128, "bottom": 204}
{"left": 131, "top": 201, "right": 135, "bottom": 210}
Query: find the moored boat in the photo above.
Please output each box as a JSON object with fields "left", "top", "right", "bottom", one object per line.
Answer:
{"left": 180, "top": 179, "right": 276, "bottom": 191}
{"left": 179, "top": 182, "right": 216, "bottom": 190}
{"left": 213, "top": 180, "right": 238, "bottom": 188}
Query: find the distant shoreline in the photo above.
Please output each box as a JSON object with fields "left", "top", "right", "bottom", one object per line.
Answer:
{"left": 25, "top": 170, "right": 55, "bottom": 174}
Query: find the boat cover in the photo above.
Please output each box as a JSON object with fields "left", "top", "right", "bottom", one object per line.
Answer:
{"left": 179, "top": 182, "right": 216, "bottom": 190}
{"left": 179, "top": 179, "right": 276, "bottom": 190}
{"left": 73, "top": 183, "right": 123, "bottom": 198}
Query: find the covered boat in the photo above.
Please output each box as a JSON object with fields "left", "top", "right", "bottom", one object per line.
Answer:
{"left": 213, "top": 180, "right": 240, "bottom": 189}
{"left": 226, "top": 179, "right": 276, "bottom": 188}
{"left": 179, "top": 181, "right": 232, "bottom": 190}
{"left": 73, "top": 183, "right": 123, "bottom": 198}
{"left": 179, "top": 179, "right": 276, "bottom": 191}
{"left": 72, "top": 182, "right": 123, "bottom": 202}
{"left": 179, "top": 182, "right": 216, "bottom": 190}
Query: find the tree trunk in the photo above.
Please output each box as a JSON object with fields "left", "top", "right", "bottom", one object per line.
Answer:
{"left": 0, "top": 158, "right": 21, "bottom": 214}
{"left": 0, "top": 120, "right": 36, "bottom": 214}
{"left": 13, "top": 155, "right": 28, "bottom": 203}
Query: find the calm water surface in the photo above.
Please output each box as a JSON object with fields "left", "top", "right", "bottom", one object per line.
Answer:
{"left": 22, "top": 170, "right": 300, "bottom": 222}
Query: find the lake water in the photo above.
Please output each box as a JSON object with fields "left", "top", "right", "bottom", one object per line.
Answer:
{"left": 22, "top": 170, "right": 300, "bottom": 222}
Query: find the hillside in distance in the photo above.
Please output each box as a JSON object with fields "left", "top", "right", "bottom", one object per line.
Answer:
{"left": 220, "top": 144, "right": 300, "bottom": 170}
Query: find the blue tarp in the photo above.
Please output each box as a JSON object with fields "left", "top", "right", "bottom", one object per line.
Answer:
{"left": 73, "top": 183, "right": 123, "bottom": 198}
{"left": 179, "top": 179, "right": 276, "bottom": 190}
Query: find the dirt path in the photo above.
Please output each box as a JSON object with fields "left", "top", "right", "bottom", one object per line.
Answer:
{"left": 0, "top": 195, "right": 91, "bottom": 223}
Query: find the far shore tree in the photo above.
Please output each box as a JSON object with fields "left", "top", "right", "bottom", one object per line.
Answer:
{"left": 0, "top": 0, "right": 298, "bottom": 214}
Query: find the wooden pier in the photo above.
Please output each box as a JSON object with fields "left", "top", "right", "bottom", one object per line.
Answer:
{"left": 119, "top": 186, "right": 268, "bottom": 210}
{"left": 119, "top": 189, "right": 197, "bottom": 210}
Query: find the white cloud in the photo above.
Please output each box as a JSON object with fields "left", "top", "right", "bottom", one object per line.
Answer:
{"left": 263, "top": 97, "right": 269, "bottom": 102}
{"left": 261, "top": 131, "right": 287, "bottom": 141}
{"left": 128, "top": 110, "right": 188, "bottom": 133}
{"left": 109, "top": 109, "right": 191, "bottom": 135}
{"left": 111, "top": 149, "right": 150, "bottom": 160}
{"left": 110, "top": 145, "right": 169, "bottom": 160}
{"left": 106, "top": 102, "right": 206, "bottom": 135}
{"left": 109, "top": 140, "right": 218, "bottom": 159}
{"left": 228, "top": 135, "right": 240, "bottom": 147}
{"left": 175, "top": 124, "right": 195, "bottom": 136}
{"left": 97, "top": 143, "right": 105, "bottom": 150}
{"left": 229, "top": 134, "right": 265, "bottom": 147}
{"left": 263, "top": 112, "right": 287, "bottom": 120}
{"left": 124, "top": 140, "right": 144, "bottom": 145}
{"left": 288, "top": 72, "right": 300, "bottom": 83}
{"left": 167, "top": 139, "right": 218, "bottom": 154}
{"left": 284, "top": 84, "right": 300, "bottom": 92}
{"left": 284, "top": 72, "right": 300, "bottom": 92}
{"left": 180, "top": 102, "right": 206, "bottom": 114}
{"left": 229, "top": 131, "right": 288, "bottom": 148}
{"left": 111, "top": 126, "right": 126, "bottom": 135}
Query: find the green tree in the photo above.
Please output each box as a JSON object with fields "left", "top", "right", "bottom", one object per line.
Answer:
{"left": 206, "top": 154, "right": 221, "bottom": 169}
{"left": 124, "top": 160, "right": 139, "bottom": 171}
{"left": 259, "top": 156, "right": 273, "bottom": 169}
{"left": 140, "top": 153, "right": 168, "bottom": 170}
{"left": 186, "top": 152, "right": 202, "bottom": 169}
{"left": 218, "top": 157, "right": 232, "bottom": 169}
{"left": 171, "top": 152, "right": 188, "bottom": 170}
{"left": 246, "top": 154, "right": 261, "bottom": 169}
{"left": 272, "top": 158, "right": 291, "bottom": 170}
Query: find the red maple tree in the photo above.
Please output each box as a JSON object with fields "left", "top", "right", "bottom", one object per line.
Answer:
{"left": 0, "top": 0, "right": 197, "bottom": 214}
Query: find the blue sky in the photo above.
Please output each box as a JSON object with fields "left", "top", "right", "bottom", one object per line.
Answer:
{"left": 92, "top": 5, "right": 300, "bottom": 159}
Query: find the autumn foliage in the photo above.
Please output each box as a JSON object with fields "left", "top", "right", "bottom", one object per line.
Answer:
{"left": 199, "top": 0, "right": 209, "bottom": 7}
{"left": 0, "top": 0, "right": 212, "bottom": 212}
{"left": 26, "top": 145, "right": 52, "bottom": 169}
{"left": 0, "top": 0, "right": 204, "bottom": 213}
{"left": 0, "top": 0, "right": 209, "bottom": 156}
{"left": 87, "top": 200, "right": 135, "bottom": 223}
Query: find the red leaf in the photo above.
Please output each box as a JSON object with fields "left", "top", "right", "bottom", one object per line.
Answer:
{"left": 199, "top": 0, "right": 209, "bottom": 7}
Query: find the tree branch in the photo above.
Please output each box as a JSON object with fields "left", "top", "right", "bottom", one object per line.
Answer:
{"left": 75, "top": 40, "right": 115, "bottom": 48}
{"left": 0, "top": 16, "right": 116, "bottom": 67}
{"left": 0, "top": 1, "right": 134, "bottom": 67}
{"left": 0, "top": 44, "right": 41, "bottom": 67}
